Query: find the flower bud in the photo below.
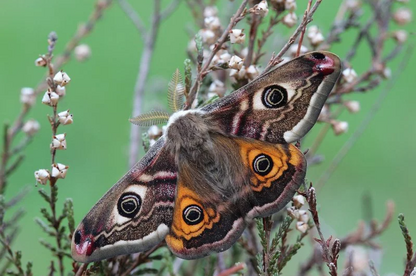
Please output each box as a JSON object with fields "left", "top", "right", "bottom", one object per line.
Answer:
{"left": 58, "top": 110, "right": 74, "bottom": 125}
{"left": 51, "top": 163, "right": 69, "bottom": 179}
{"left": 229, "top": 29, "right": 246, "bottom": 44}
{"left": 199, "top": 29, "right": 216, "bottom": 45}
{"left": 331, "top": 120, "right": 349, "bottom": 135}
{"left": 342, "top": 68, "right": 357, "bottom": 83}
{"left": 22, "top": 119, "right": 40, "bottom": 136}
{"left": 228, "top": 55, "right": 244, "bottom": 70}
{"left": 205, "top": 16, "right": 221, "bottom": 30}
{"left": 35, "top": 57, "right": 47, "bottom": 67}
{"left": 298, "top": 210, "right": 309, "bottom": 223}
{"left": 53, "top": 71, "right": 71, "bottom": 86}
{"left": 148, "top": 125, "right": 162, "bottom": 139}
{"left": 287, "top": 207, "right": 299, "bottom": 220}
{"left": 34, "top": 169, "right": 50, "bottom": 185}
{"left": 344, "top": 101, "right": 360, "bottom": 113}
{"left": 251, "top": 0, "right": 269, "bottom": 17}
{"left": 282, "top": 12, "right": 297, "bottom": 28}
{"left": 289, "top": 44, "right": 308, "bottom": 57}
{"left": 285, "top": 0, "right": 297, "bottom": 11}
{"left": 56, "top": 85, "right": 66, "bottom": 97}
{"left": 208, "top": 80, "right": 225, "bottom": 97}
{"left": 293, "top": 195, "right": 305, "bottom": 208}
{"left": 74, "top": 44, "right": 91, "bottom": 62}
{"left": 230, "top": 66, "right": 246, "bottom": 80}
{"left": 20, "top": 87, "right": 36, "bottom": 106}
{"left": 204, "top": 6, "right": 218, "bottom": 17}
{"left": 296, "top": 221, "right": 308, "bottom": 233}
{"left": 219, "top": 52, "right": 232, "bottom": 63}
{"left": 393, "top": 8, "right": 412, "bottom": 25}
{"left": 50, "top": 133, "right": 67, "bottom": 150}
{"left": 307, "top": 26, "right": 325, "bottom": 47}
{"left": 393, "top": 30, "right": 408, "bottom": 44}
{"left": 246, "top": 65, "right": 260, "bottom": 80}
{"left": 42, "top": 91, "right": 59, "bottom": 106}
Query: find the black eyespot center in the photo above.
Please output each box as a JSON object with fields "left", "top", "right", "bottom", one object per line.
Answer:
{"left": 74, "top": 231, "right": 81, "bottom": 244}
{"left": 262, "top": 85, "right": 288, "bottom": 108}
{"left": 117, "top": 192, "right": 141, "bottom": 218}
{"left": 253, "top": 154, "right": 274, "bottom": 176}
{"left": 183, "top": 205, "right": 204, "bottom": 225}
{"left": 311, "top": 52, "right": 325, "bottom": 60}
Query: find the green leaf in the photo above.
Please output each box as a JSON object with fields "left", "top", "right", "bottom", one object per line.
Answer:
{"left": 184, "top": 59, "right": 192, "bottom": 97}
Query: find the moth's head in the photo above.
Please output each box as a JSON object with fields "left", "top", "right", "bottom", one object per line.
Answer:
{"left": 71, "top": 175, "right": 175, "bottom": 263}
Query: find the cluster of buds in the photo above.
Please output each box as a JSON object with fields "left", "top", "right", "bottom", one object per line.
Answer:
{"left": 249, "top": 0, "right": 269, "bottom": 17}
{"left": 270, "top": 0, "right": 297, "bottom": 12}
{"left": 330, "top": 120, "right": 349, "bottom": 135}
{"left": 307, "top": 25, "right": 325, "bottom": 47}
{"left": 287, "top": 194, "right": 310, "bottom": 233}
{"left": 229, "top": 29, "right": 246, "bottom": 44}
{"left": 342, "top": 67, "right": 358, "bottom": 83}
{"left": 51, "top": 133, "right": 67, "bottom": 150}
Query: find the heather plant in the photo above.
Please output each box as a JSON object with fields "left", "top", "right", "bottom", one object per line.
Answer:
{"left": 0, "top": 0, "right": 414, "bottom": 275}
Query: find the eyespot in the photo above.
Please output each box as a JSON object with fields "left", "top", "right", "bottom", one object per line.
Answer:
{"left": 117, "top": 193, "right": 141, "bottom": 218}
{"left": 262, "top": 85, "right": 287, "bottom": 108}
{"left": 74, "top": 230, "right": 82, "bottom": 245}
{"left": 183, "top": 205, "right": 204, "bottom": 225}
{"left": 311, "top": 52, "right": 325, "bottom": 60}
{"left": 253, "top": 154, "right": 273, "bottom": 176}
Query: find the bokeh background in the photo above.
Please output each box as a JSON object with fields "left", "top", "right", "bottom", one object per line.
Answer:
{"left": 0, "top": 0, "right": 415, "bottom": 274}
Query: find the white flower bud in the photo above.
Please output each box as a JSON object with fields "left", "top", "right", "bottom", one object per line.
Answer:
{"left": 149, "top": 139, "right": 157, "bottom": 147}
{"left": 251, "top": 0, "right": 269, "bottom": 17}
{"left": 287, "top": 207, "right": 299, "bottom": 220}
{"left": 51, "top": 163, "right": 69, "bottom": 179}
{"left": 298, "top": 210, "right": 309, "bottom": 223}
{"left": 22, "top": 119, "right": 40, "bottom": 136}
{"left": 42, "top": 91, "right": 59, "bottom": 106}
{"left": 53, "top": 71, "right": 71, "bottom": 86}
{"left": 293, "top": 195, "right": 305, "bottom": 208}
{"left": 34, "top": 169, "right": 50, "bottom": 185}
{"left": 199, "top": 29, "right": 216, "bottom": 45}
{"left": 204, "top": 6, "right": 218, "bottom": 17}
{"left": 208, "top": 80, "right": 225, "bottom": 97}
{"left": 229, "top": 29, "right": 246, "bottom": 44}
{"left": 345, "top": 0, "right": 361, "bottom": 11}
{"left": 187, "top": 39, "right": 197, "bottom": 52}
{"left": 74, "top": 44, "right": 91, "bottom": 62}
{"left": 282, "top": 12, "right": 297, "bottom": 28}
{"left": 230, "top": 66, "right": 246, "bottom": 80}
{"left": 344, "top": 101, "right": 360, "bottom": 113}
{"left": 58, "top": 110, "right": 74, "bottom": 125}
{"left": 285, "top": 0, "right": 297, "bottom": 11}
{"left": 346, "top": 246, "right": 368, "bottom": 272}
{"left": 318, "top": 104, "right": 329, "bottom": 121}
{"left": 382, "top": 67, "right": 392, "bottom": 79}
{"left": 35, "top": 57, "right": 47, "bottom": 67}
{"left": 50, "top": 133, "right": 67, "bottom": 150}
{"left": 148, "top": 125, "right": 162, "bottom": 139}
{"left": 219, "top": 52, "right": 231, "bottom": 63}
{"left": 204, "top": 16, "right": 221, "bottom": 30}
{"left": 246, "top": 65, "right": 259, "bottom": 80}
{"left": 307, "top": 26, "right": 324, "bottom": 46}
{"left": 342, "top": 68, "right": 357, "bottom": 83}
{"left": 240, "top": 47, "right": 249, "bottom": 59}
{"left": 228, "top": 55, "right": 244, "bottom": 70}
{"left": 296, "top": 221, "right": 308, "bottom": 233}
{"left": 393, "top": 30, "right": 408, "bottom": 44}
{"left": 289, "top": 44, "right": 308, "bottom": 57}
{"left": 393, "top": 8, "right": 412, "bottom": 25}
{"left": 20, "top": 87, "right": 36, "bottom": 106}
{"left": 331, "top": 120, "right": 349, "bottom": 135}
{"left": 55, "top": 85, "right": 66, "bottom": 97}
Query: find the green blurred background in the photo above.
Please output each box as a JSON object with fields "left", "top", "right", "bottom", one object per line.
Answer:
{"left": 0, "top": 0, "right": 415, "bottom": 274}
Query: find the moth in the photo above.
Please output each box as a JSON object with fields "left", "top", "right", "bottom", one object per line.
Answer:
{"left": 72, "top": 51, "right": 341, "bottom": 263}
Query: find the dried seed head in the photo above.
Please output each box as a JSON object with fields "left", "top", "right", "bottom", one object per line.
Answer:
{"left": 53, "top": 71, "right": 71, "bottom": 86}
{"left": 229, "top": 29, "right": 246, "bottom": 44}
{"left": 34, "top": 169, "right": 50, "bottom": 185}
{"left": 282, "top": 12, "right": 298, "bottom": 28}
{"left": 42, "top": 91, "right": 59, "bottom": 107}
{"left": 74, "top": 44, "right": 91, "bottom": 62}
{"left": 344, "top": 100, "right": 360, "bottom": 113}
{"left": 342, "top": 68, "right": 357, "bottom": 83}
{"left": 35, "top": 57, "right": 47, "bottom": 67}
{"left": 228, "top": 55, "right": 244, "bottom": 70}
{"left": 22, "top": 119, "right": 40, "bottom": 136}
{"left": 393, "top": 8, "right": 412, "bottom": 25}
{"left": 331, "top": 120, "right": 349, "bottom": 135}
{"left": 20, "top": 87, "right": 36, "bottom": 106}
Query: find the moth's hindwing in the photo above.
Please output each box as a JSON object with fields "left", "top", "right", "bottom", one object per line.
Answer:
{"left": 71, "top": 138, "right": 177, "bottom": 263}
{"left": 203, "top": 52, "right": 341, "bottom": 143}
{"left": 165, "top": 136, "right": 306, "bottom": 259}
